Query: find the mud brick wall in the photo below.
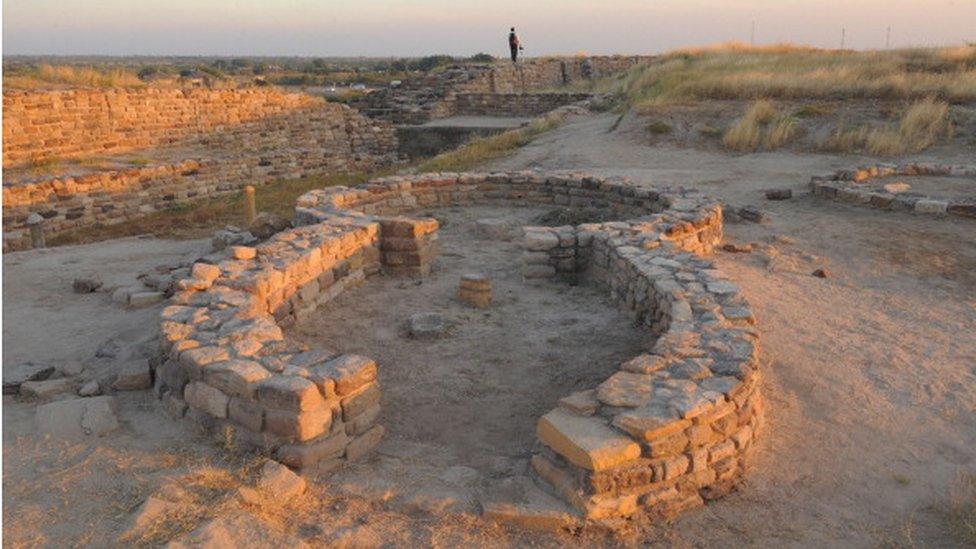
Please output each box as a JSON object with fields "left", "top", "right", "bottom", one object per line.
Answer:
{"left": 2, "top": 88, "right": 399, "bottom": 251}
{"left": 453, "top": 92, "right": 593, "bottom": 117}
{"left": 810, "top": 162, "right": 976, "bottom": 219}
{"left": 3, "top": 88, "right": 320, "bottom": 167}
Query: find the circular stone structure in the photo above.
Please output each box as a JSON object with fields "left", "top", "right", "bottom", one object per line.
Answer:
{"left": 810, "top": 162, "right": 976, "bottom": 219}
{"left": 154, "top": 170, "right": 763, "bottom": 524}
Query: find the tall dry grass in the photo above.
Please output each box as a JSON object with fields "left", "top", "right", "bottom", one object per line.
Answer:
{"left": 819, "top": 98, "right": 953, "bottom": 154}
{"left": 619, "top": 42, "right": 976, "bottom": 108}
{"left": 722, "top": 100, "right": 797, "bottom": 151}
{"left": 4, "top": 64, "right": 146, "bottom": 89}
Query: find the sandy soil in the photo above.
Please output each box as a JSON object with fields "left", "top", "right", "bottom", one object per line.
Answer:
{"left": 3, "top": 110, "right": 975, "bottom": 547}
{"left": 288, "top": 205, "right": 649, "bottom": 513}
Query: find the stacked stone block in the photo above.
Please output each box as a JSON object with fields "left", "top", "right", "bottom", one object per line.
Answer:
{"left": 155, "top": 169, "right": 760, "bottom": 524}
{"left": 155, "top": 219, "right": 391, "bottom": 471}
{"left": 458, "top": 273, "right": 492, "bottom": 308}
{"left": 810, "top": 162, "right": 976, "bottom": 219}
{"left": 2, "top": 88, "right": 399, "bottom": 251}
{"left": 453, "top": 92, "right": 593, "bottom": 118}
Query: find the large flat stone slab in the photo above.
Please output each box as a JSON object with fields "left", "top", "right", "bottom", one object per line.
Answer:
{"left": 35, "top": 396, "right": 119, "bottom": 438}
{"left": 537, "top": 409, "right": 640, "bottom": 471}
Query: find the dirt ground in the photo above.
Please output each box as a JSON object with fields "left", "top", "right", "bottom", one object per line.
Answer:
{"left": 288, "top": 205, "right": 650, "bottom": 515}
{"left": 3, "top": 110, "right": 975, "bottom": 547}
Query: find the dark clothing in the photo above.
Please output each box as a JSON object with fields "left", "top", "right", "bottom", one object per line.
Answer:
{"left": 508, "top": 32, "right": 520, "bottom": 63}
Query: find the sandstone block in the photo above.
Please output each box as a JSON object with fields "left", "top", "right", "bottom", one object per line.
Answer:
{"left": 341, "top": 383, "right": 381, "bottom": 421}
{"left": 205, "top": 359, "right": 271, "bottom": 398}
{"left": 255, "top": 460, "right": 306, "bottom": 501}
{"left": 4, "top": 362, "right": 55, "bottom": 394}
{"left": 21, "top": 377, "right": 76, "bottom": 399}
{"left": 309, "top": 354, "right": 377, "bottom": 396}
{"left": 558, "top": 390, "right": 599, "bottom": 415}
{"left": 537, "top": 409, "right": 640, "bottom": 471}
{"left": 191, "top": 263, "right": 221, "bottom": 285}
{"left": 184, "top": 381, "right": 229, "bottom": 418}
{"left": 276, "top": 431, "right": 350, "bottom": 469}
{"left": 256, "top": 376, "right": 325, "bottom": 412}
{"left": 613, "top": 404, "right": 688, "bottom": 441}
{"left": 228, "top": 397, "right": 264, "bottom": 432}
{"left": 347, "top": 424, "right": 384, "bottom": 461}
{"left": 265, "top": 406, "right": 332, "bottom": 441}
{"left": 113, "top": 359, "right": 152, "bottom": 391}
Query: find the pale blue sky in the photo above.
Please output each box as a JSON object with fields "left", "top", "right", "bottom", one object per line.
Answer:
{"left": 3, "top": 0, "right": 974, "bottom": 56}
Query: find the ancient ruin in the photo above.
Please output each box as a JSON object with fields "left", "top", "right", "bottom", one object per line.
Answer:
{"left": 153, "top": 170, "right": 760, "bottom": 522}
{"left": 811, "top": 163, "right": 976, "bottom": 218}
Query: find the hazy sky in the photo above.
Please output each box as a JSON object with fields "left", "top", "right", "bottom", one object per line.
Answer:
{"left": 4, "top": 0, "right": 975, "bottom": 57}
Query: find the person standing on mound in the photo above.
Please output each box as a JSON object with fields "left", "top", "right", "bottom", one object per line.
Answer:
{"left": 508, "top": 27, "right": 523, "bottom": 63}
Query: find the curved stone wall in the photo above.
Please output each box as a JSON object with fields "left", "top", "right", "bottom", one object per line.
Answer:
{"left": 155, "top": 170, "right": 762, "bottom": 524}
{"left": 810, "top": 162, "right": 976, "bottom": 218}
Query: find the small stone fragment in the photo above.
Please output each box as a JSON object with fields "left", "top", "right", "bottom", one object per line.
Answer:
{"left": 129, "top": 291, "right": 164, "bottom": 308}
{"left": 408, "top": 312, "right": 447, "bottom": 338}
{"left": 21, "top": 377, "right": 75, "bottom": 399}
{"left": 721, "top": 243, "right": 752, "bottom": 253}
{"left": 3, "top": 362, "right": 55, "bottom": 394}
{"left": 812, "top": 268, "right": 830, "bottom": 278}
{"left": 764, "top": 188, "right": 792, "bottom": 200}
{"left": 72, "top": 276, "right": 103, "bottom": 293}
{"left": 78, "top": 379, "right": 101, "bottom": 397}
{"left": 738, "top": 206, "right": 770, "bottom": 224}
{"left": 255, "top": 460, "right": 306, "bottom": 501}
{"left": 230, "top": 246, "right": 257, "bottom": 260}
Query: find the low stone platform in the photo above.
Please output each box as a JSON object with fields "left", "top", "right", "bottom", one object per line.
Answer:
{"left": 810, "top": 162, "right": 976, "bottom": 219}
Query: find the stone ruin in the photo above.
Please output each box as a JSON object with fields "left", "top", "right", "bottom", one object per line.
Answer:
{"left": 154, "top": 170, "right": 763, "bottom": 523}
{"left": 811, "top": 162, "right": 976, "bottom": 218}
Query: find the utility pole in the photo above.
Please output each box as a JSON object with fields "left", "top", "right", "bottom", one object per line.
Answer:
{"left": 750, "top": 20, "right": 756, "bottom": 46}
{"left": 840, "top": 28, "right": 846, "bottom": 49}
{"left": 885, "top": 26, "right": 891, "bottom": 49}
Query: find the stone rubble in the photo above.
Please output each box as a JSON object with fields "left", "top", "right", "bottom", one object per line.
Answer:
{"left": 810, "top": 162, "right": 976, "bottom": 219}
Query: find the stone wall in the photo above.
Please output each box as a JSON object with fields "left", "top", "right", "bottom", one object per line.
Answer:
{"left": 155, "top": 170, "right": 760, "bottom": 524}
{"left": 2, "top": 88, "right": 399, "bottom": 251}
{"left": 810, "top": 162, "right": 976, "bottom": 218}
{"left": 3, "top": 88, "right": 321, "bottom": 167}
{"left": 351, "top": 56, "right": 648, "bottom": 125}
{"left": 453, "top": 92, "right": 593, "bottom": 117}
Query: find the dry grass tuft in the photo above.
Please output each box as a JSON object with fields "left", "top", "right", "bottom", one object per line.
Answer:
{"left": 947, "top": 472, "right": 976, "bottom": 545}
{"left": 617, "top": 43, "right": 976, "bottom": 108}
{"left": 416, "top": 109, "right": 567, "bottom": 173}
{"left": 5, "top": 64, "right": 146, "bottom": 89}
{"left": 867, "top": 98, "right": 953, "bottom": 155}
{"left": 722, "top": 100, "right": 797, "bottom": 151}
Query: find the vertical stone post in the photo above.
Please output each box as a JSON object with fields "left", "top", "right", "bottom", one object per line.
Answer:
{"left": 244, "top": 185, "right": 257, "bottom": 225}
{"left": 26, "top": 213, "right": 45, "bottom": 249}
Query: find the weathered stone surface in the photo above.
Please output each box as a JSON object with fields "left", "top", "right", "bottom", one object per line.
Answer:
{"left": 276, "top": 431, "right": 349, "bottom": 469}
{"left": 35, "top": 396, "right": 119, "bottom": 437}
{"left": 620, "top": 354, "right": 667, "bottom": 374}
{"left": 347, "top": 425, "right": 385, "bottom": 461}
{"left": 537, "top": 409, "right": 640, "bottom": 471}
{"left": 184, "top": 381, "right": 229, "bottom": 418}
{"left": 78, "top": 379, "right": 101, "bottom": 397}
{"left": 113, "top": 359, "right": 152, "bottom": 391}
{"left": 310, "top": 354, "right": 377, "bottom": 396}
{"left": 475, "top": 218, "right": 514, "bottom": 240}
{"left": 408, "top": 312, "right": 448, "bottom": 338}
{"left": 558, "top": 390, "right": 599, "bottom": 415}
{"left": 21, "top": 377, "right": 76, "bottom": 399}
{"left": 265, "top": 406, "right": 332, "bottom": 441}
{"left": 121, "top": 496, "right": 177, "bottom": 540}
{"left": 3, "top": 362, "right": 55, "bottom": 394}
{"left": 256, "top": 376, "right": 325, "bottom": 412}
{"left": 613, "top": 404, "right": 687, "bottom": 441}
{"left": 596, "top": 371, "right": 653, "bottom": 408}
{"left": 250, "top": 212, "right": 291, "bottom": 240}
{"left": 205, "top": 360, "right": 271, "bottom": 398}
{"left": 255, "top": 460, "right": 306, "bottom": 501}
{"left": 230, "top": 246, "right": 257, "bottom": 260}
